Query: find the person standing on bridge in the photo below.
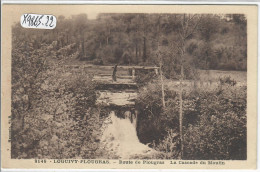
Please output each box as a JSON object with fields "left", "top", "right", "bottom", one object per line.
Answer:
{"left": 112, "top": 64, "right": 118, "bottom": 82}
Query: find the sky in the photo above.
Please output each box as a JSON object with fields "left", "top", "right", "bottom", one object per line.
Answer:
{"left": 62, "top": 12, "right": 98, "bottom": 20}
{"left": 7, "top": 5, "right": 103, "bottom": 24}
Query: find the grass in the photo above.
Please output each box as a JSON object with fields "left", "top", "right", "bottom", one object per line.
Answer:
{"left": 163, "top": 70, "right": 246, "bottom": 94}
{"left": 198, "top": 70, "right": 246, "bottom": 83}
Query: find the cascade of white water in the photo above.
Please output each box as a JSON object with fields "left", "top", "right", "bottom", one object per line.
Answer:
{"left": 100, "top": 111, "right": 158, "bottom": 159}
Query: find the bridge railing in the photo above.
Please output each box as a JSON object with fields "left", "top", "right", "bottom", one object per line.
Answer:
{"left": 65, "top": 64, "right": 159, "bottom": 79}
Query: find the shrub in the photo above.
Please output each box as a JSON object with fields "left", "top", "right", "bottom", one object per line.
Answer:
{"left": 153, "top": 129, "right": 181, "bottom": 159}
{"left": 136, "top": 81, "right": 246, "bottom": 160}
{"left": 187, "top": 41, "right": 198, "bottom": 55}
{"left": 134, "top": 70, "right": 157, "bottom": 87}
{"left": 93, "top": 59, "right": 104, "bottom": 65}
{"left": 136, "top": 83, "right": 165, "bottom": 144}
{"left": 221, "top": 26, "right": 229, "bottom": 34}
{"left": 11, "top": 61, "right": 103, "bottom": 159}
{"left": 183, "top": 85, "right": 247, "bottom": 160}
{"left": 136, "top": 82, "right": 181, "bottom": 147}
{"left": 219, "top": 76, "right": 237, "bottom": 86}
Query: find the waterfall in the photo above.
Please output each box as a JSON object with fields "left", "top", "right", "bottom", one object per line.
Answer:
{"left": 100, "top": 111, "right": 158, "bottom": 159}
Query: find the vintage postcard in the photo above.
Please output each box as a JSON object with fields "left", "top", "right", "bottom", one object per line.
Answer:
{"left": 1, "top": 4, "right": 257, "bottom": 170}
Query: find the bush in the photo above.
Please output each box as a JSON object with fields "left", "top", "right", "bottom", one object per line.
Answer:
{"left": 134, "top": 70, "right": 157, "bottom": 87}
{"left": 11, "top": 61, "right": 104, "bottom": 159}
{"left": 221, "top": 26, "right": 229, "bottom": 34}
{"left": 153, "top": 129, "right": 181, "bottom": 159}
{"left": 136, "top": 81, "right": 246, "bottom": 160}
{"left": 219, "top": 76, "right": 237, "bottom": 86}
{"left": 183, "top": 85, "right": 246, "bottom": 160}
{"left": 136, "top": 83, "right": 165, "bottom": 144}
{"left": 93, "top": 59, "right": 104, "bottom": 65}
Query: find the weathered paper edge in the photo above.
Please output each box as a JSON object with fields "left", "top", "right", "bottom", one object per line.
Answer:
{"left": 1, "top": 4, "right": 257, "bottom": 169}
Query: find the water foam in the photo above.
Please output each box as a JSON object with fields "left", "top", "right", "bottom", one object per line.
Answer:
{"left": 101, "top": 111, "right": 156, "bottom": 159}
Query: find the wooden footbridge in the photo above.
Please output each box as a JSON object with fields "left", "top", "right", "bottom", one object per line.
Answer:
{"left": 90, "top": 65, "right": 159, "bottom": 107}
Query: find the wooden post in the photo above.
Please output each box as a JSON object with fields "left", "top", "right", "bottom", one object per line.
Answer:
{"left": 155, "top": 68, "right": 159, "bottom": 75}
{"left": 132, "top": 68, "right": 135, "bottom": 79}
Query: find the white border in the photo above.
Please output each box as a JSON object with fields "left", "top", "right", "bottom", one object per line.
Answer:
{"left": 0, "top": 0, "right": 260, "bottom": 4}
{"left": 1, "top": 1, "right": 259, "bottom": 172}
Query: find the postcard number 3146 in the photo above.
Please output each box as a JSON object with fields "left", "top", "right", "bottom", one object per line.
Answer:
{"left": 21, "top": 14, "right": 57, "bottom": 29}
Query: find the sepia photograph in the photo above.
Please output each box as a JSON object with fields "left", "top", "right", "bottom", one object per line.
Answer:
{"left": 1, "top": 4, "right": 257, "bottom": 169}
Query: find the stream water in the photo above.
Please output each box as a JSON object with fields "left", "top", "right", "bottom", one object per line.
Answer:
{"left": 100, "top": 111, "right": 158, "bottom": 159}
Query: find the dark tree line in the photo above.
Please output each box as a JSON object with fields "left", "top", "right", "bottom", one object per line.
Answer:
{"left": 12, "top": 13, "right": 247, "bottom": 78}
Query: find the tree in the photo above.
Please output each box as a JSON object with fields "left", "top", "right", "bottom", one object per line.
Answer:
{"left": 72, "top": 14, "right": 88, "bottom": 60}
{"left": 175, "top": 14, "right": 201, "bottom": 158}
{"left": 11, "top": 26, "right": 58, "bottom": 157}
{"left": 198, "top": 15, "right": 220, "bottom": 69}
{"left": 156, "top": 15, "right": 166, "bottom": 108}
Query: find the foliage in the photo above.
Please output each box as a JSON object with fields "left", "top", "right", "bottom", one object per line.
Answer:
{"left": 153, "top": 129, "right": 180, "bottom": 159}
{"left": 136, "top": 83, "right": 165, "bottom": 143}
{"left": 136, "top": 81, "right": 246, "bottom": 160}
{"left": 12, "top": 62, "right": 105, "bottom": 158}
{"left": 12, "top": 13, "right": 247, "bottom": 73}
{"left": 135, "top": 70, "right": 158, "bottom": 87}
{"left": 12, "top": 59, "right": 103, "bottom": 158}
{"left": 183, "top": 85, "right": 246, "bottom": 160}
{"left": 219, "top": 76, "right": 237, "bottom": 86}
{"left": 11, "top": 27, "right": 105, "bottom": 158}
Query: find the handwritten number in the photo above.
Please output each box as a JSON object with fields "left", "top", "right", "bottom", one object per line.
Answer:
{"left": 21, "top": 14, "right": 55, "bottom": 29}
{"left": 27, "top": 15, "right": 31, "bottom": 26}
{"left": 38, "top": 15, "right": 44, "bottom": 27}
{"left": 45, "top": 16, "right": 49, "bottom": 26}
{"left": 49, "top": 16, "right": 54, "bottom": 27}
